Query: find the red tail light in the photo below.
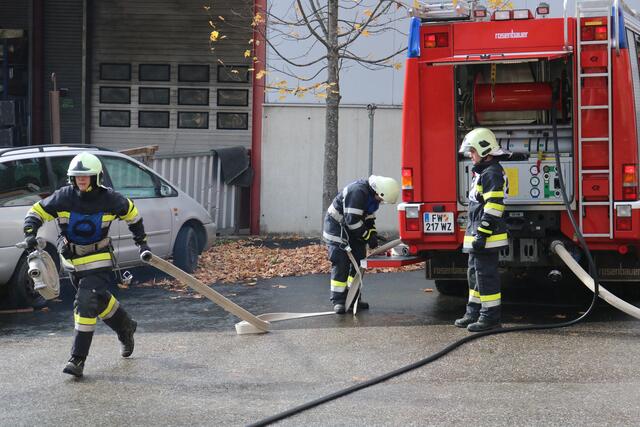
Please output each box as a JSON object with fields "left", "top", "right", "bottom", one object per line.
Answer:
{"left": 623, "top": 164, "right": 638, "bottom": 200}
{"left": 424, "top": 32, "right": 448, "bottom": 48}
{"left": 402, "top": 167, "right": 414, "bottom": 202}
{"left": 406, "top": 217, "right": 420, "bottom": 231}
{"left": 616, "top": 217, "right": 632, "bottom": 231}
{"left": 581, "top": 19, "right": 607, "bottom": 41}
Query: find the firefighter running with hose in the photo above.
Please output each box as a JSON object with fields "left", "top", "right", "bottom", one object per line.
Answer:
{"left": 23, "top": 152, "right": 150, "bottom": 377}
{"left": 455, "top": 128, "right": 509, "bottom": 332}
{"left": 323, "top": 175, "right": 400, "bottom": 314}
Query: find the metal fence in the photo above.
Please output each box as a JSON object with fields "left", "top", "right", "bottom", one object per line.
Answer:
{"left": 148, "top": 151, "right": 239, "bottom": 234}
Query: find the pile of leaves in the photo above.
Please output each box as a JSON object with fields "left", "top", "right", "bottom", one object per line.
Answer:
{"left": 146, "top": 236, "right": 424, "bottom": 288}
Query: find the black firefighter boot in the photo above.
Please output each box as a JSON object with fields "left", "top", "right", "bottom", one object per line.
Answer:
{"left": 63, "top": 356, "right": 85, "bottom": 377}
{"left": 118, "top": 319, "right": 137, "bottom": 358}
{"left": 467, "top": 317, "right": 501, "bottom": 332}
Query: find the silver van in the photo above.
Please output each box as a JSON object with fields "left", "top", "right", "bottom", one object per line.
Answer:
{"left": 0, "top": 145, "right": 215, "bottom": 307}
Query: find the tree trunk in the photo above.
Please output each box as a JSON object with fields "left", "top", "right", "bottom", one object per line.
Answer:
{"left": 322, "top": 0, "right": 341, "bottom": 221}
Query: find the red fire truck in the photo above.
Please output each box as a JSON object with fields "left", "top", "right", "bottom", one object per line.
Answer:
{"left": 384, "top": 0, "right": 640, "bottom": 294}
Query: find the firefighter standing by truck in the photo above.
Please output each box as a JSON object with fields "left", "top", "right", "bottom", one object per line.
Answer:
{"left": 23, "top": 152, "right": 150, "bottom": 377}
{"left": 455, "top": 128, "right": 509, "bottom": 332}
{"left": 323, "top": 175, "right": 400, "bottom": 314}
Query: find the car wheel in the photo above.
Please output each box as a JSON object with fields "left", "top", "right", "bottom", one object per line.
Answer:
{"left": 7, "top": 255, "right": 37, "bottom": 308}
{"left": 174, "top": 226, "right": 199, "bottom": 273}
{"left": 434, "top": 280, "right": 468, "bottom": 297}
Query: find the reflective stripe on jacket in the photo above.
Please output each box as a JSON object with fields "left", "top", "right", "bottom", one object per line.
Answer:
{"left": 463, "top": 159, "right": 508, "bottom": 253}
{"left": 323, "top": 179, "right": 379, "bottom": 245}
{"left": 24, "top": 185, "right": 146, "bottom": 272}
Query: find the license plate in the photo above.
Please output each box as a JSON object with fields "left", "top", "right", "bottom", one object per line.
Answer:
{"left": 423, "top": 212, "right": 454, "bottom": 233}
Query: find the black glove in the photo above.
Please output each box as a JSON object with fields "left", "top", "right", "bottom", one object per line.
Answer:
{"left": 25, "top": 235, "right": 38, "bottom": 251}
{"left": 367, "top": 232, "right": 378, "bottom": 249}
{"left": 472, "top": 236, "right": 486, "bottom": 251}
{"left": 57, "top": 236, "right": 74, "bottom": 259}
{"left": 138, "top": 242, "right": 151, "bottom": 255}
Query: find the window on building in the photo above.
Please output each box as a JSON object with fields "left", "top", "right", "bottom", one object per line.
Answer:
{"left": 100, "top": 87, "right": 131, "bottom": 104}
{"left": 100, "top": 63, "right": 131, "bottom": 81}
{"left": 217, "top": 89, "right": 249, "bottom": 106}
{"left": 139, "top": 111, "right": 170, "bottom": 128}
{"left": 139, "top": 64, "right": 170, "bottom": 81}
{"left": 217, "top": 112, "right": 248, "bottom": 130}
{"left": 139, "top": 87, "right": 170, "bottom": 105}
{"left": 99, "top": 156, "right": 157, "bottom": 199}
{"left": 178, "top": 64, "right": 210, "bottom": 82}
{"left": 178, "top": 88, "right": 209, "bottom": 105}
{"left": 178, "top": 112, "right": 209, "bottom": 129}
{"left": 100, "top": 110, "right": 131, "bottom": 127}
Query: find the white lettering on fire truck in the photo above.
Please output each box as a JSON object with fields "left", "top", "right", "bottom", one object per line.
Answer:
{"left": 495, "top": 30, "right": 529, "bottom": 39}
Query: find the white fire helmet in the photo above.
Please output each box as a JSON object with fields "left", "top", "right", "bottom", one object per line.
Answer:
{"left": 459, "top": 127, "right": 509, "bottom": 158}
{"left": 368, "top": 175, "right": 400, "bottom": 204}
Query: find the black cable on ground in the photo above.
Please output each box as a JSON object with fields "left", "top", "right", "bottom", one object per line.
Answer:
{"left": 249, "top": 95, "right": 600, "bottom": 427}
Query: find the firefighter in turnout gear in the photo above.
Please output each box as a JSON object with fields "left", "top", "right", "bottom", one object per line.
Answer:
{"left": 455, "top": 128, "right": 509, "bottom": 332}
{"left": 23, "top": 152, "right": 149, "bottom": 377}
{"left": 323, "top": 175, "right": 400, "bottom": 314}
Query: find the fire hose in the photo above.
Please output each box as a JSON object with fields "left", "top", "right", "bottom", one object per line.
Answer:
{"left": 140, "top": 239, "right": 401, "bottom": 335}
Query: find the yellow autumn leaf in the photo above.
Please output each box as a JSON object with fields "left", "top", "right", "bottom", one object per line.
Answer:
{"left": 278, "top": 95, "right": 287, "bottom": 101}
{"left": 296, "top": 92, "right": 305, "bottom": 98}
{"left": 278, "top": 89, "right": 286, "bottom": 94}
{"left": 361, "top": 29, "right": 370, "bottom": 37}
{"left": 210, "top": 31, "right": 220, "bottom": 42}
{"left": 203, "top": 5, "right": 210, "bottom": 10}
{"left": 363, "top": 9, "right": 373, "bottom": 17}
{"left": 354, "top": 23, "right": 361, "bottom": 31}
{"left": 244, "top": 49, "right": 251, "bottom": 58}
{"left": 316, "top": 92, "right": 327, "bottom": 99}
{"left": 256, "top": 70, "right": 267, "bottom": 79}
{"left": 208, "top": 20, "right": 215, "bottom": 28}
{"left": 231, "top": 69, "right": 239, "bottom": 74}
{"left": 218, "top": 15, "right": 225, "bottom": 21}
{"left": 248, "top": 38, "right": 254, "bottom": 44}
{"left": 255, "top": 40, "right": 261, "bottom": 46}
{"left": 393, "top": 62, "right": 403, "bottom": 70}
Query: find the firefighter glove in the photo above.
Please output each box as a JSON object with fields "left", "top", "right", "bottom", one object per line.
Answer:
{"left": 25, "top": 235, "right": 38, "bottom": 251}
{"left": 138, "top": 242, "right": 151, "bottom": 255}
{"left": 472, "top": 236, "right": 486, "bottom": 251}
{"left": 368, "top": 233, "right": 379, "bottom": 250}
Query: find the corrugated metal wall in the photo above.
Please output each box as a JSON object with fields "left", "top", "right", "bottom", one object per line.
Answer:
{"left": 88, "top": 0, "right": 253, "bottom": 154}
{"left": 44, "top": 0, "right": 84, "bottom": 145}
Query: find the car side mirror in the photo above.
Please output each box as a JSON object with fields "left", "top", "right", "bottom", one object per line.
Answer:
{"left": 159, "top": 183, "right": 173, "bottom": 197}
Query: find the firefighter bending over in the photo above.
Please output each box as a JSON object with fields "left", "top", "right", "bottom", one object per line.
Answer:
{"left": 323, "top": 175, "right": 400, "bottom": 314}
{"left": 23, "top": 152, "right": 150, "bottom": 377}
{"left": 455, "top": 128, "right": 509, "bottom": 332}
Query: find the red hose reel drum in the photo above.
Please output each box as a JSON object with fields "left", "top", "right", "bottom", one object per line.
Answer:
{"left": 473, "top": 82, "right": 561, "bottom": 113}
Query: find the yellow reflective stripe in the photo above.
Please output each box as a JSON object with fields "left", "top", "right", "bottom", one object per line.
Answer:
{"left": 74, "top": 313, "right": 97, "bottom": 325}
{"left": 102, "top": 214, "right": 117, "bottom": 222}
{"left": 120, "top": 199, "right": 139, "bottom": 222}
{"left": 347, "top": 276, "right": 355, "bottom": 284}
{"left": 480, "top": 292, "right": 501, "bottom": 302}
{"left": 477, "top": 227, "right": 493, "bottom": 235}
{"left": 483, "top": 191, "right": 504, "bottom": 199}
{"left": 469, "top": 289, "right": 481, "bottom": 298}
{"left": 487, "top": 233, "right": 508, "bottom": 242}
{"left": 30, "top": 202, "right": 54, "bottom": 221}
{"left": 484, "top": 202, "right": 504, "bottom": 212}
{"left": 57, "top": 211, "right": 70, "bottom": 218}
{"left": 476, "top": 184, "right": 483, "bottom": 192}
{"left": 331, "top": 279, "right": 347, "bottom": 288}
{"left": 98, "top": 295, "right": 118, "bottom": 319}
{"left": 362, "top": 229, "right": 373, "bottom": 240}
{"left": 464, "top": 233, "right": 507, "bottom": 243}
{"left": 70, "top": 252, "right": 112, "bottom": 266}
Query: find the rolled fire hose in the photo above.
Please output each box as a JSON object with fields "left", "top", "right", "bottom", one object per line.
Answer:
{"left": 551, "top": 241, "right": 640, "bottom": 319}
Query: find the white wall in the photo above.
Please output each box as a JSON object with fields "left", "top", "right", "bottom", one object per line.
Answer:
{"left": 260, "top": 104, "right": 402, "bottom": 235}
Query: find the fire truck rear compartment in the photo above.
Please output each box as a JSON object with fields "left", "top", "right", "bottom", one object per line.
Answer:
{"left": 454, "top": 58, "right": 574, "bottom": 264}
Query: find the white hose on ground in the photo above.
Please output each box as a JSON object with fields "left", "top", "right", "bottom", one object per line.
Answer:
{"left": 551, "top": 241, "right": 640, "bottom": 320}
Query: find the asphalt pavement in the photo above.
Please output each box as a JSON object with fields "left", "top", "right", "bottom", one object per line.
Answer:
{"left": 1, "top": 268, "right": 640, "bottom": 426}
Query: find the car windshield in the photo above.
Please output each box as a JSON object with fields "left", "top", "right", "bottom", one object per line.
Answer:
{"left": 0, "top": 157, "right": 53, "bottom": 207}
